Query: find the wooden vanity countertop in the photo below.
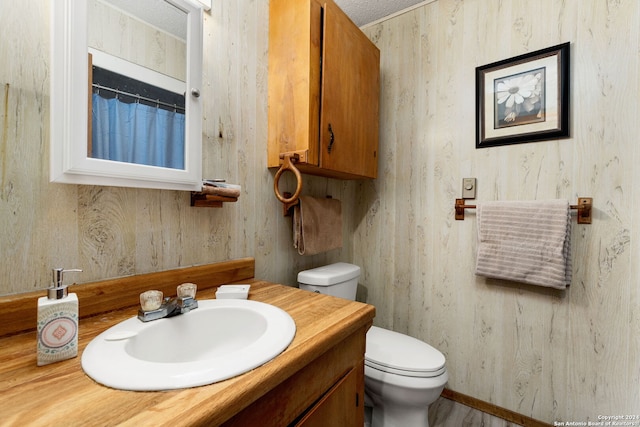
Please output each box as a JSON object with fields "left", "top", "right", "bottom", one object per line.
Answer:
{"left": 0, "top": 279, "right": 375, "bottom": 426}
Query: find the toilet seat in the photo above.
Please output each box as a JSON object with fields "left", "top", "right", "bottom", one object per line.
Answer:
{"left": 365, "top": 326, "right": 446, "bottom": 378}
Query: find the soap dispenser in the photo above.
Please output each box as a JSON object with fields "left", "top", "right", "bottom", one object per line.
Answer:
{"left": 37, "top": 268, "right": 82, "bottom": 366}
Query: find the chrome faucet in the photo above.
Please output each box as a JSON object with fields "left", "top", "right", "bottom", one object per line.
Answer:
{"left": 138, "top": 295, "right": 199, "bottom": 322}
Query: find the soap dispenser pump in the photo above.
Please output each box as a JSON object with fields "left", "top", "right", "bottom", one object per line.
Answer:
{"left": 37, "top": 268, "right": 82, "bottom": 366}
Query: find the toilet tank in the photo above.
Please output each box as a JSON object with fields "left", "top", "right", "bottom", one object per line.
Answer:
{"left": 297, "top": 263, "right": 360, "bottom": 300}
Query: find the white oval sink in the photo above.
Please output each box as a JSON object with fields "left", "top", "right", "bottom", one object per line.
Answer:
{"left": 81, "top": 299, "right": 296, "bottom": 391}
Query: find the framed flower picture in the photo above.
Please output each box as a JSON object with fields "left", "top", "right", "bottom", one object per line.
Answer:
{"left": 475, "top": 42, "right": 570, "bottom": 148}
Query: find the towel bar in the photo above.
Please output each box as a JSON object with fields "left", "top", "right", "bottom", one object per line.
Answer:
{"left": 455, "top": 197, "right": 593, "bottom": 224}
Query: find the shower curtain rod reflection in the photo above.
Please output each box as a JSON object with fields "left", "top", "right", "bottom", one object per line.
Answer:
{"left": 92, "top": 83, "right": 185, "bottom": 112}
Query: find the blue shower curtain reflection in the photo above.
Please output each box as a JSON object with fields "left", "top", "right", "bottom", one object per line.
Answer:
{"left": 92, "top": 94, "right": 185, "bottom": 169}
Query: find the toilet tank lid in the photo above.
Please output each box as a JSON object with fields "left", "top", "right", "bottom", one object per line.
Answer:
{"left": 297, "top": 263, "right": 361, "bottom": 286}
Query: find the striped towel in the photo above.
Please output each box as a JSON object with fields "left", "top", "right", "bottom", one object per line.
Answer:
{"left": 475, "top": 200, "right": 572, "bottom": 289}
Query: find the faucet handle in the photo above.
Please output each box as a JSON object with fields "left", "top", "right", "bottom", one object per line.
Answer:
{"left": 177, "top": 283, "right": 197, "bottom": 299}
{"left": 140, "top": 290, "right": 163, "bottom": 312}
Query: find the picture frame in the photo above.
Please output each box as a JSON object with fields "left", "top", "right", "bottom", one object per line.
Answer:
{"left": 475, "top": 42, "right": 570, "bottom": 148}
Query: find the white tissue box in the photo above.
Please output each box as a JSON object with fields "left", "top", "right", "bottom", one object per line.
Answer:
{"left": 215, "top": 284, "right": 250, "bottom": 299}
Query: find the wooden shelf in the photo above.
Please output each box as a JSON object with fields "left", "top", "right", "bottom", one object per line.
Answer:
{"left": 190, "top": 192, "right": 238, "bottom": 207}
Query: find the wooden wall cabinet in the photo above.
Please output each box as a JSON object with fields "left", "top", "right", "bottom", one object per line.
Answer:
{"left": 268, "top": 0, "right": 380, "bottom": 180}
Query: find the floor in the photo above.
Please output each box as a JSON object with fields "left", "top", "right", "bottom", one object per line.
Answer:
{"left": 365, "top": 396, "right": 522, "bottom": 426}
{"left": 428, "top": 397, "right": 522, "bottom": 427}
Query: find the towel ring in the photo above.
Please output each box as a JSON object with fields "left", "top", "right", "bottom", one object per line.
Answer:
{"left": 274, "top": 153, "right": 303, "bottom": 208}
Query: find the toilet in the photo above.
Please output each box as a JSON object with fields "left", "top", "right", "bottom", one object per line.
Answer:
{"left": 298, "top": 263, "right": 448, "bottom": 427}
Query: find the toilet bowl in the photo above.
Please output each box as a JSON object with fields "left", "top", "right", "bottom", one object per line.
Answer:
{"left": 365, "top": 326, "right": 448, "bottom": 426}
{"left": 298, "top": 263, "right": 448, "bottom": 427}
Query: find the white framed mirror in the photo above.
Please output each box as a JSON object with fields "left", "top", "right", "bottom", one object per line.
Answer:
{"left": 50, "top": 0, "right": 203, "bottom": 191}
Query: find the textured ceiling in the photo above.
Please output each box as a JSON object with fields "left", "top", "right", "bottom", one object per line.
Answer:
{"left": 102, "top": 0, "right": 429, "bottom": 40}
{"left": 334, "top": 0, "right": 427, "bottom": 27}
{"left": 102, "top": 0, "right": 188, "bottom": 40}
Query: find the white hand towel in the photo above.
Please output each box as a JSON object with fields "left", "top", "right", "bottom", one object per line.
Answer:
{"left": 475, "top": 200, "right": 572, "bottom": 289}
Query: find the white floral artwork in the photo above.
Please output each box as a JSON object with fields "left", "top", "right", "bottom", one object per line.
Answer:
{"left": 476, "top": 42, "right": 569, "bottom": 148}
{"left": 494, "top": 67, "right": 545, "bottom": 128}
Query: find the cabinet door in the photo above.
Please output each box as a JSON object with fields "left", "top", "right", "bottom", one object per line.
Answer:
{"left": 319, "top": 1, "right": 380, "bottom": 179}
{"left": 294, "top": 367, "right": 363, "bottom": 427}
{"left": 267, "top": 0, "right": 323, "bottom": 169}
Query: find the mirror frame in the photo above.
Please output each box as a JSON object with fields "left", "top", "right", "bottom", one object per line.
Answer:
{"left": 50, "top": 0, "right": 203, "bottom": 191}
